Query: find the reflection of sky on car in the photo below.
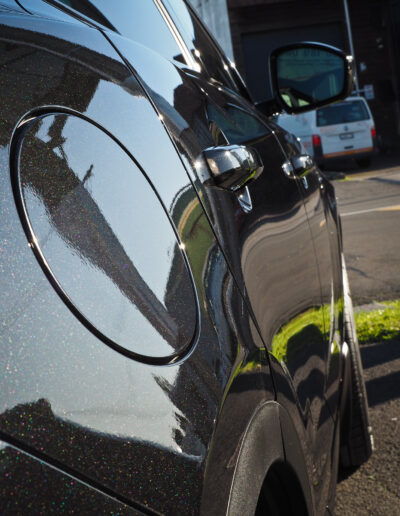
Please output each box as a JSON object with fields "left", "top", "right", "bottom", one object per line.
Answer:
{"left": 24, "top": 112, "right": 195, "bottom": 358}
{"left": 0, "top": 137, "right": 184, "bottom": 446}
{"left": 66, "top": 0, "right": 183, "bottom": 64}
{"left": 56, "top": 104, "right": 177, "bottom": 303}
{"left": 86, "top": 77, "right": 187, "bottom": 206}
{"left": 24, "top": 186, "right": 173, "bottom": 355}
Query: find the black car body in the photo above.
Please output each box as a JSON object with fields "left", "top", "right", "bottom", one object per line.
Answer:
{"left": 0, "top": 1, "right": 371, "bottom": 514}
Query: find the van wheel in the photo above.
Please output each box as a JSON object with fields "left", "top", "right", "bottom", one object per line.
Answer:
{"left": 356, "top": 157, "right": 371, "bottom": 168}
{"left": 340, "top": 263, "right": 373, "bottom": 468}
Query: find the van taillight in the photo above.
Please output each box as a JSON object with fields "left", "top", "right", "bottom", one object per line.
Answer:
{"left": 312, "top": 134, "right": 321, "bottom": 147}
{"left": 312, "top": 134, "right": 322, "bottom": 160}
{"left": 371, "top": 126, "right": 376, "bottom": 139}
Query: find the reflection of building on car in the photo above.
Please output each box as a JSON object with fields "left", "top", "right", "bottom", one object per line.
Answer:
{"left": 277, "top": 96, "right": 376, "bottom": 168}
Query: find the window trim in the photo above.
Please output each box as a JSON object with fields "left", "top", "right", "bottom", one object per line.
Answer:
{"left": 163, "top": 0, "right": 240, "bottom": 92}
{"left": 153, "top": 0, "right": 199, "bottom": 71}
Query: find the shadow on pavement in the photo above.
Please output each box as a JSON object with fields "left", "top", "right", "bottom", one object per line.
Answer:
{"left": 361, "top": 340, "right": 400, "bottom": 370}
{"left": 365, "top": 369, "right": 400, "bottom": 407}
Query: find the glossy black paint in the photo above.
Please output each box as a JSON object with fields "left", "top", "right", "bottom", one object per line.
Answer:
{"left": 0, "top": 438, "right": 144, "bottom": 515}
{"left": 0, "top": 2, "right": 351, "bottom": 515}
{"left": 110, "top": 24, "right": 343, "bottom": 507}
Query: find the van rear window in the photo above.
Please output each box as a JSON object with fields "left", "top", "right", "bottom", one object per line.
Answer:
{"left": 317, "top": 100, "right": 370, "bottom": 126}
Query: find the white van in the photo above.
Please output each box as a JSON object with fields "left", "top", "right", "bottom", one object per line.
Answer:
{"left": 276, "top": 96, "right": 376, "bottom": 168}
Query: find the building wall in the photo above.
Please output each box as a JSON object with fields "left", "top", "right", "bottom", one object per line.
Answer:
{"left": 227, "top": 0, "right": 346, "bottom": 89}
{"left": 347, "top": 0, "right": 400, "bottom": 148}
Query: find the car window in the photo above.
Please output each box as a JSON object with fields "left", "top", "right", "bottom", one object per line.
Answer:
{"left": 207, "top": 102, "right": 268, "bottom": 144}
{"left": 163, "top": 0, "right": 238, "bottom": 90}
{"left": 317, "top": 100, "right": 370, "bottom": 126}
{"left": 54, "top": 0, "right": 186, "bottom": 64}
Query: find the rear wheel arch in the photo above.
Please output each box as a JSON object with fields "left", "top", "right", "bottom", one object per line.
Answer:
{"left": 227, "top": 401, "right": 314, "bottom": 516}
{"left": 255, "top": 461, "right": 308, "bottom": 516}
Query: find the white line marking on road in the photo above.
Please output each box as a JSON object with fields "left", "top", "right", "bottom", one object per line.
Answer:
{"left": 342, "top": 205, "right": 400, "bottom": 217}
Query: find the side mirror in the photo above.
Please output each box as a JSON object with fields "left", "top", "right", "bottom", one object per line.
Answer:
{"left": 270, "top": 42, "right": 354, "bottom": 114}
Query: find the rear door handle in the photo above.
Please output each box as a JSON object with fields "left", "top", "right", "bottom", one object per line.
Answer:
{"left": 202, "top": 144, "right": 264, "bottom": 192}
{"left": 281, "top": 155, "right": 315, "bottom": 179}
{"left": 291, "top": 154, "right": 315, "bottom": 177}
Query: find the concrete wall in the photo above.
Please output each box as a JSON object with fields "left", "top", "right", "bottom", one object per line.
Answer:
{"left": 188, "top": 0, "right": 234, "bottom": 60}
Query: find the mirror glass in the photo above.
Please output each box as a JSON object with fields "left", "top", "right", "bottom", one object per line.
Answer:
{"left": 276, "top": 48, "right": 345, "bottom": 110}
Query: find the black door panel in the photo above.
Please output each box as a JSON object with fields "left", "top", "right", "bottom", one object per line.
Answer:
{"left": 272, "top": 124, "right": 344, "bottom": 418}
{"left": 199, "top": 86, "right": 337, "bottom": 496}
{"left": 108, "top": 25, "right": 335, "bottom": 497}
{"left": 298, "top": 170, "right": 343, "bottom": 418}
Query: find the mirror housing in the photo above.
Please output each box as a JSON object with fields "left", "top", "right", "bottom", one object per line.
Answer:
{"left": 270, "top": 42, "right": 354, "bottom": 115}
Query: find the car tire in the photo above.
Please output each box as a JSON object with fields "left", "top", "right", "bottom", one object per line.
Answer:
{"left": 356, "top": 157, "right": 371, "bottom": 169}
{"left": 340, "top": 261, "right": 373, "bottom": 469}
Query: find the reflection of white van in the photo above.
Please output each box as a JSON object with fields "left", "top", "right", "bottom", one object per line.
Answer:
{"left": 277, "top": 96, "right": 376, "bottom": 168}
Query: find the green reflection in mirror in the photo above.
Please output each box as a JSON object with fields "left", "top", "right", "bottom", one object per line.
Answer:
{"left": 277, "top": 48, "right": 344, "bottom": 109}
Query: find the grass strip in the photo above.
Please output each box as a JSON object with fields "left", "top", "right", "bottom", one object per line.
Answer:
{"left": 356, "top": 300, "right": 400, "bottom": 344}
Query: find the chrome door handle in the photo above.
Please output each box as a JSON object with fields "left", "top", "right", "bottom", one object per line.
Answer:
{"left": 292, "top": 154, "right": 315, "bottom": 177}
{"left": 202, "top": 144, "right": 264, "bottom": 192}
{"left": 282, "top": 160, "right": 294, "bottom": 177}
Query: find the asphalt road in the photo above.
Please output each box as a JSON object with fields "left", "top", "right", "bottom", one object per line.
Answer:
{"left": 335, "top": 162, "right": 400, "bottom": 304}
{"left": 329, "top": 156, "right": 400, "bottom": 514}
